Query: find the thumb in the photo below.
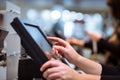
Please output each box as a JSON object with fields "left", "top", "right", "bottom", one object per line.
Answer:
{"left": 53, "top": 45, "right": 67, "bottom": 56}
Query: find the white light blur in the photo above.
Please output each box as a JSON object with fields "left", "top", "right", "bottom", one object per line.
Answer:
{"left": 93, "top": 13, "right": 103, "bottom": 24}
{"left": 64, "top": 22, "right": 74, "bottom": 38}
{"left": 76, "top": 12, "right": 84, "bottom": 20}
{"left": 70, "top": 11, "right": 77, "bottom": 21}
{"left": 41, "top": 10, "right": 51, "bottom": 21}
{"left": 84, "top": 13, "right": 103, "bottom": 34}
{"left": 84, "top": 14, "right": 94, "bottom": 32}
{"left": 27, "top": 9, "right": 38, "bottom": 20}
{"left": 92, "top": 13, "right": 103, "bottom": 33}
{"left": 51, "top": 10, "right": 61, "bottom": 20}
{"left": 62, "top": 10, "right": 71, "bottom": 21}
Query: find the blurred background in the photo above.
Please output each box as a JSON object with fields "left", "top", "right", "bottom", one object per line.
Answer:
{"left": 0, "top": 0, "right": 114, "bottom": 39}
{"left": 0, "top": 0, "right": 116, "bottom": 80}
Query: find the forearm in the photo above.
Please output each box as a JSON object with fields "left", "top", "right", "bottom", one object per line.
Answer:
{"left": 78, "top": 74, "right": 101, "bottom": 80}
{"left": 74, "top": 55, "right": 102, "bottom": 75}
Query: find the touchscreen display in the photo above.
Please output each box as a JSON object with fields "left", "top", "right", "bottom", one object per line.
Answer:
{"left": 24, "top": 24, "right": 54, "bottom": 57}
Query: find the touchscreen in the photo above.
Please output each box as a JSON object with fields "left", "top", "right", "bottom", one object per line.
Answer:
{"left": 24, "top": 24, "right": 55, "bottom": 58}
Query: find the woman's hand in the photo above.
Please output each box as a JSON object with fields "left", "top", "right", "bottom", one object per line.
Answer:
{"left": 47, "top": 37, "right": 80, "bottom": 64}
{"left": 40, "top": 59, "right": 80, "bottom": 80}
{"left": 47, "top": 37, "right": 102, "bottom": 75}
{"left": 40, "top": 59, "right": 101, "bottom": 80}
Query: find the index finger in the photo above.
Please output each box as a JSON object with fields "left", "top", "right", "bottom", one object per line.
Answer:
{"left": 47, "top": 37, "right": 67, "bottom": 47}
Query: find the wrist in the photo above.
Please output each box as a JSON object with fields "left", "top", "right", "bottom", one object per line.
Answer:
{"left": 79, "top": 74, "right": 101, "bottom": 80}
{"left": 73, "top": 54, "right": 84, "bottom": 66}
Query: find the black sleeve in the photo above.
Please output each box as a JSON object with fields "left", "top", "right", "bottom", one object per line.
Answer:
{"left": 101, "top": 64, "right": 120, "bottom": 80}
{"left": 101, "top": 64, "right": 120, "bottom": 75}
{"left": 84, "top": 38, "right": 120, "bottom": 56}
{"left": 97, "top": 39, "right": 120, "bottom": 55}
{"left": 101, "top": 76, "right": 120, "bottom": 80}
